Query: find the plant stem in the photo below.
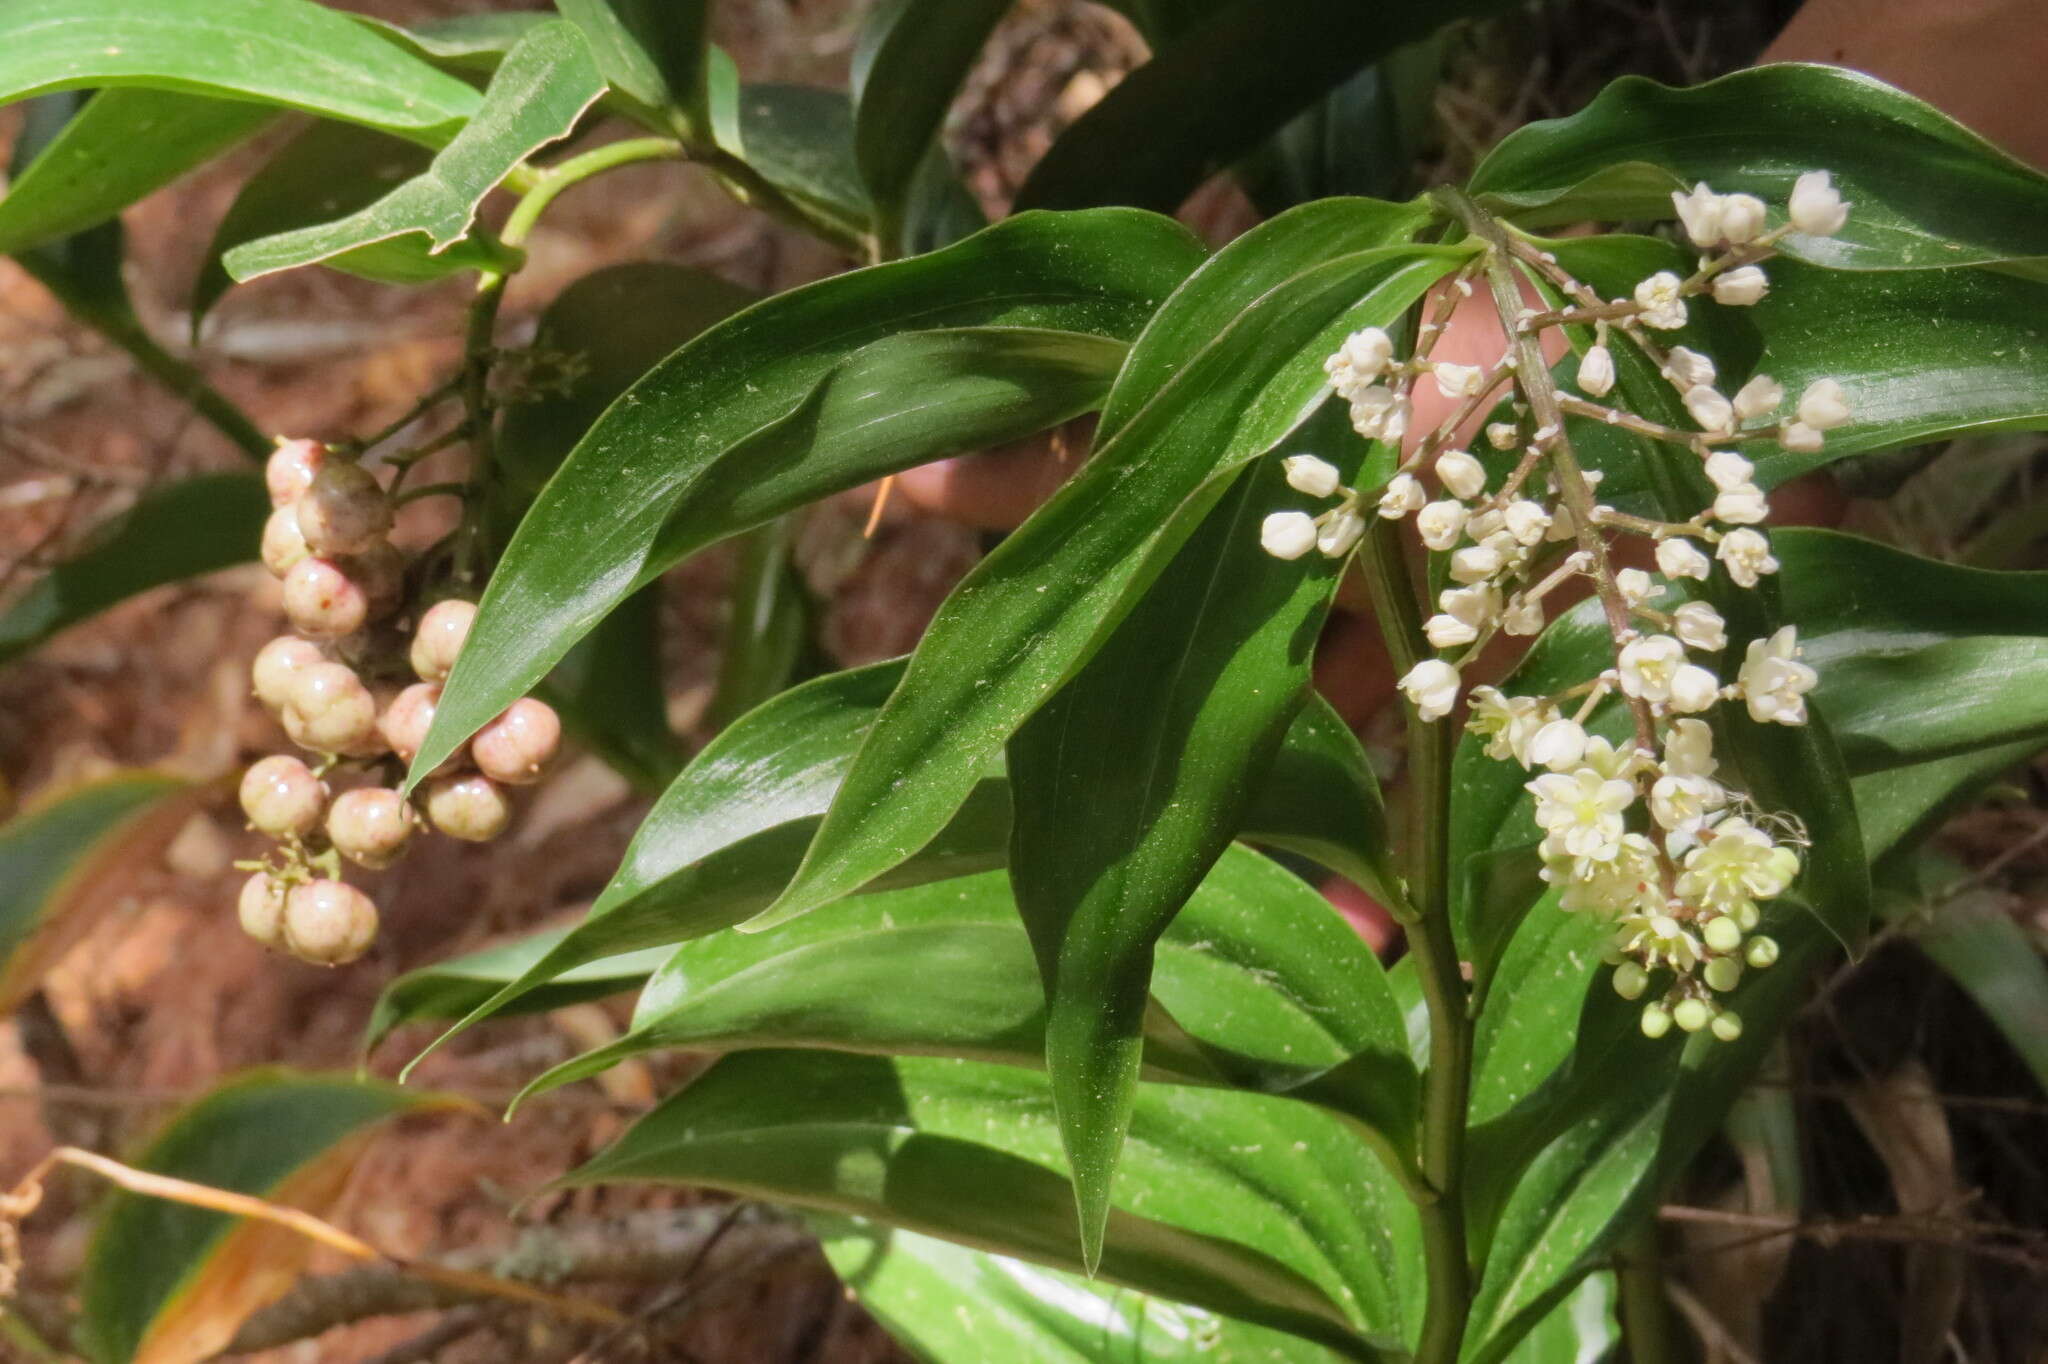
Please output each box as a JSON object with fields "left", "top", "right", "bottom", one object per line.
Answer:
{"left": 1356, "top": 518, "right": 1473, "bottom": 1361}
{"left": 501, "top": 137, "right": 686, "bottom": 249}
{"left": 102, "top": 318, "right": 270, "bottom": 459}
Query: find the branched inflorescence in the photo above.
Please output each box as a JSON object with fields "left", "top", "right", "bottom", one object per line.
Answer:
{"left": 1262, "top": 173, "right": 1859, "bottom": 1041}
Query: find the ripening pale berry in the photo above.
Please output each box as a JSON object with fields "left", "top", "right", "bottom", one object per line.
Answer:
{"left": 260, "top": 504, "right": 311, "bottom": 577}
{"left": 327, "top": 788, "right": 417, "bottom": 869}
{"left": 379, "top": 682, "right": 440, "bottom": 763}
{"left": 286, "top": 662, "right": 380, "bottom": 754}
{"left": 1710, "top": 1011, "right": 1744, "bottom": 1042}
{"left": 424, "top": 773, "right": 512, "bottom": 842}
{"left": 1703, "top": 955, "right": 1744, "bottom": 993}
{"left": 251, "top": 636, "right": 324, "bottom": 712}
{"left": 295, "top": 461, "right": 392, "bottom": 556}
{"left": 282, "top": 557, "right": 370, "bottom": 640}
{"left": 1672, "top": 997, "right": 1713, "bottom": 1033}
{"left": 1744, "top": 935, "right": 1781, "bottom": 969}
{"left": 239, "top": 755, "right": 327, "bottom": 837}
{"left": 282, "top": 879, "right": 379, "bottom": 965}
{"left": 1702, "top": 915, "right": 1744, "bottom": 954}
{"left": 471, "top": 698, "right": 561, "bottom": 786}
{"left": 411, "top": 599, "right": 477, "bottom": 682}
{"left": 237, "top": 872, "right": 289, "bottom": 949}
{"left": 266, "top": 438, "right": 327, "bottom": 507}
{"left": 1612, "top": 960, "right": 1649, "bottom": 1000}
{"left": 1640, "top": 1002, "right": 1673, "bottom": 1039}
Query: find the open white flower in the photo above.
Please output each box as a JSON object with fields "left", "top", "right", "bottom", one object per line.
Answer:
{"left": 1667, "top": 662, "right": 1723, "bottom": 713}
{"left": 1617, "top": 634, "right": 1688, "bottom": 702}
{"left": 1711, "top": 265, "right": 1769, "bottom": 306}
{"left": 1530, "top": 766, "right": 1636, "bottom": 860}
{"left": 1634, "top": 272, "right": 1688, "bottom": 330}
{"left": 1652, "top": 770, "right": 1726, "bottom": 837}
{"left": 1377, "top": 472, "right": 1426, "bottom": 519}
{"left": 1282, "top": 454, "right": 1341, "bottom": 498}
{"left": 1676, "top": 817, "right": 1801, "bottom": 912}
{"left": 1577, "top": 344, "right": 1616, "bottom": 397}
{"left": 1671, "top": 183, "right": 1726, "bottom": 249}
{"left": 1503, "top": 499, "right": 1553, "bottom": 546}
{"left": 1581, "top": 735, "right": 1653, "bottom": 782}
{"left": 1737, "top": 625, "right": 1819, "bottom": 724}
{"left": 1619, "top": 911, "right": 1703, "bottom": 971}
{"left": 1788, "top": 170, "right": 1849, "bottom": 236}
{"left": 1796, "top": 378, "right": 1850, "bottom": 430}
{"left": 1616, "top": 567, "right": 1656, "bottom": 606}
{"left": 1664, "top": 346, "right": 1716, "bottom": 391}
{"left": 1528, "top": 717, "right": 1590, "bottom": 771}
{"left": 1732, "top": 373, "right": 1784, "bottom": 423}
{"left": 1673, "top": 600, "right": 1728, "bottom": 651}
{"left": 1349, "top": 385, "right": 1411, "bottom": 442}
{"left": 1466, "top": 686, "right": 1546, "bottom": 763}
{"left": 1717, "top": 527, "right": 1780, "bottom": 587}
{"left": 1683, "top": 385, "right": 1734, "bottom": 433}
{"left": 1656, "top": 537, "right": 1712, "bottom": 581}
{"left": 1324, "top": 327, "right": 1394, "bottom": 397}
{"left": 1552, "top": 832, "right": 1665, "bottom": 916}
{"left": 1400, "top": 658, "right": 1462, "bottom": 721}
{"left": 1435, "top": 448, "right": 1487, "bottom": 500}
{"left": 1260, "top": 511, "right": 1318, "bottom": 560}
{"left": 1661, "top": 718, "right": 1719, "bottom": 778}
{"left": 1417, "top": 499, "right": 1468, "bottom": 551}
{"left": 1317, "top": 509, "right": 1366, "bottom": 558}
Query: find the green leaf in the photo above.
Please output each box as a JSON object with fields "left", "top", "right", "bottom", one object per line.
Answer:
{"left": 0, "top": 0, "right": 481, "bottom": 140}
{"left": 1886, "top": 871, "right": 2048, "bottom": 1097}
{"left": 0, "top": 89, "right": 273, "bottom": 259}
{"left": 1014, "top": 0, "right": 1507, "bottom": 214}
{"left": 1236, "top": 41, "right": 1443, "bottom": 214}
{"left": 519, "top": 849, "right": 1415, "bottom": 1148}
{"left": 535, "top": 584, "right": 682, "bottom": 793}
{"left": 353, "top": 11, "right": 553, "bottom": 74}
{"left": 819, "top": 1219, "right": 1347, "bottom": 1363}
{"left": 400, "top": 660, "right": 1389, "bottom": 1072}
{"left": 565, "top": 1050, "right": 1419, "bottom": 1357}
{"left": 222, "top": 20, "right": 605, "bottom": 283}
{"left": 1006, "top": 420, "right": 1359, "bottom": 1266}
{"left": 755, "top": 200, "right": 1462, "bottom": 933}
{"left": 705, "top": 520, "right": 810, "bottom": 732}
{"left": 851, "top": 0, "right": 1009, "bottom": 244}
{"left": 0, "top": 474, "right": 268, "bottom": 665}
{"left": 722, "top": 83, "right": 874, "bottom": 244}
{"left": 414, "top": 208, "right": 1204, "bottom": 786}
{"left": 0, "top": 773, "right": 199, "bottom": 1015}
{"left": 1854, "top": 739, "right": 2046, "bottom": 866}
{"left": 1469, "top": 64, "right": 2048, "bottom": 273}
{"left": 77, "top": 1069, "right": 448, "bottom": 1364}
{"left": 363, "top": 929, "right": 671, "bottom": 1055}
{"left": 556, "top": 0, "right": 709, "bottom": 135}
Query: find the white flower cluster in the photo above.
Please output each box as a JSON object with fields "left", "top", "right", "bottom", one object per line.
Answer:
{"left": 1255, "top": 172, "right": 1860, "bottom": 1041}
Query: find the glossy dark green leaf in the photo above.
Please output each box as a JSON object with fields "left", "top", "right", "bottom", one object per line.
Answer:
{"left": 1236, "top": 40, "right": 1443, "bottom": 214}
{"left": 754, "top": 200, "right": 1462, "bottom": 933}
{"left": 556, "top": 0, "right": 708, "bottom": 135}
{"left": 565, "top": 1050, "right": 1420, "bottom": 1357}
{"left": 851, "top": 0, "right": 1009, "bottom": 244}
{"left": 0, "top": 772, "right": 198, "bottom": 1014}
{"left": 722, "top": 83, "right": 874, "bottom": 244}
{"left": 1886, "top": 871, "right": 2048, "bottom": 1096}
{"left": 352, "top": 11, "right": 552, "bottom": 74}
{"left": 535, "top": 585, "right": 682, "bottom": 793}
{"left": 1015, "top": 0, "right": 1507, "bottom": 213}
{"left": 223, "top": 21, "right": 603, "bottom": 283}
{"left": 820, "top": 1219, "right": 1346, "bottom": 1363}
{"left": 0, "top": 89, "right": 272, "bottom": 259}
{"left": 414, "top": 208, "right": 1204, "bottom": 786}
{"left": 705, "top": 520, "right": 810, "bottom": 732}
{"left": 1471, "top": 64, "right": 2048, "bottom": 273}
{"left": 0, "top": 0, "right": 481, "bottom": 140}
{"left": 77, "top": 1068, "right": 447, "bottom": 1364}
{"left": 1854, "top": 739, "right": 2045, "bottom": 867}
{"left": 401, "top": 660, "right": 1390, "bottom": 1072}
{"left": 0, "top": 474, "right": 267, "bottom": 665}
{"left": 1007, "top": 417, "right": 1362, "bottom": 1265}
{"left": 363, "top": 929, "right": 671, "bottom": 1055}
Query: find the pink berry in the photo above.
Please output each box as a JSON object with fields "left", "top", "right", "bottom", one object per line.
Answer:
{"left": 282, "top": 879, "right": 379, "bottom": 965}
{"left": 238, "top": 755, "right": 327, "bottom": 837}
{"left": 285, "top": 662, "right": 379, "bottom": 754}
{"left": 260, "top": 504, "right": 310, "bottom": 577}
{"left": 251, "top": 636, "right": 324, "bottom": 712}
{"left": 423, "top": 773, "right": 511, "bottom": 842}
{"left": 282, "top": 557, "right": 370, "bottom": 640}
{"left": 265, "top": 438, "right": 327, "bottom": 507}
{"left": 471, "top": 698, "right": 560, "bottom": 786}
{"left": 237, "top": 872, "right": 289, "bottom": 948}
{"left": 410, "top": 599, "right": 477, "bottom": 682}
{"left": 295, "top": 461, "right": 391, "bottom": 556}
{"left": 326, "top": 788, "right": 417, "bottom": 869}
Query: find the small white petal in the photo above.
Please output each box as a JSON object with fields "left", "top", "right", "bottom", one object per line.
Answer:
{"left": 1789, "top": 170, "right": 1849, "bottom": 236}
{"left": 1717, "top": 194, "right": 1767, "bottom": 244}
{"left": 1261, "top": 511, "right": 1319, "bottom": 560}
{"left": 1796, "top": 378, "right": 1850, "bottom": 431}
{"left": 1435, "top": 449, "right": 1488, "bottom": 501}
{"left": 1713, "top": 484, "right": 1770, "bottom": 525}
{"left": 1779, "top": 421, "right": 1825, "bottom": 453}
{"left": 1668, "top": 664, "right": 1722, "bottom": 713}
{"left": 1663, "top": 346, "right": 1716, "bottom": 391}
{"left": 1528, "top": 718, "right": 1589, "bottom": 771}
{"left": 1318, "top": 509, "right": 1366, "bottom": 557}
{"left": 1711, "top": 265, "right": 1769, "bottom": 306}
{"left": 1282, "top": 454, "right": 1341, "bottom": 498}
{"left": 1424, "top": 613, "right": 1479, "bottom": 648}
{"left": 1674, "top": 600, "right": 1728, "bottom": 651}
{"left": 1433, "top": 362, "right": 1484, "bottom": 398}
{"left": 1400, "top": 659, "right": 1462, "bottom": 721}
{"left": 1732, "top": 374, "right": 1784, "bottom": 423}
{"left": 1503, "top": 499, "right": 1552, "bottom": 546}
{"left": 1616, "top": 567, "right": 1655, "bottom": 605}
{"left": 1656, "top": 538, "right": 1712, "bottom": 581}
{"left": 1683, "top": 385, "right": 1734, "bottom": 433}
{"left": 1416, "top": 500, "right": 1468, "bottom": 552}
{"left": 1703, "top": 450, "right": 1754, "bottom": 492}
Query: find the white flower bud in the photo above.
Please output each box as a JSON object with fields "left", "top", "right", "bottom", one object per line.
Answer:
{"left": 1465, "top": 508, "right": 1505, "bottom": 541}
{"left": 1399, "top": 658, "right": 1462, "bottom": 722}
{"left": 1788, "top": 170, "right": 1849, "bottom": 236}
{"left": 1796, "top": 378, "right": 1850, "bottom": 430}
{"left": 1503, "top": 499, "right": 1552, "bottom": 546}
{"left": 1732, "top": 374, "right": 1784, "bottom": 423}
{"left": 1663, "top": 717, "right": 1718, "bottom": 778}
{"left": 1683, "top": 385, "right": 1734, "bottom": 433}
{"left": 1713, "top": 484, "right": 1770, "bottom": 525}
{"left": 1576, "top": 344, "right": 1615, "bottom": 397}
{"left": 1282, "top": 454, "right": 1341, "bottom": 498}
{"left": 1616, "top": 567, "right": 1655, "bottom": 605}
{"left": 1717, "top": 194, "right": 1768, "bottom": 245}
{"left": 1704, "top": 451, "right": 1756, "bottom": 492}
{"left": 1633, "top": 271, "right": 1687, "bottom": 330}
{"left": 1711, "top": 265, "right": 1769, "bottom": 306}
{"left": 1671, "top": 183, "right": 1725, "bottom": 249}
{"left": 1417, "top": 500, "right": 1468, "bottom": 551}
{"left": 1435, "top": 449, "right": 1487, "bottom": 500}
{"left": 1673, "top": 601, "right": 1728, "bottom": 651}
{"left": 1656, "top": 538, "right": 1712, "bottom": 581}
{"left": 1528, "top": 717, "right": 1589, "bottom": 771}
{"left": 1663, "top": 346, "right": 1716, "bottom": 391}
{"left": 1325, "top": 327, "right": 1395, "bottom": 393}
{"left": 1778, "top": 421, "right": 1825, "bottom": 454}
{"left": 1425, "top": 613, "right": 1479, "bottom": 649}
{"left": 1668, "top": 664, "right": 1723, "bottom": 713}
{"left": 1317, "top": 509, "right": 1367, "bottom": 558}
{"left": 1261, "top": 511, "right": 1319, "bottom": 560}
{"left": 1433, "top": 362, "right": 1484, "bottom": 398}
{"left": 1717, "top": 528, "right": 1780, "bottom": 587}
{"left": 1376, "top": 473, "right": 1426, "bottom": 519}
{"left": 1450, "top": 544, "right": 1504, "bottom": 584}
{"left": 1485, "top": 422, "right": 1520, "bottom": 451}
{"left": 1673, "top": 998, "right": 1713, "bottom": 1033}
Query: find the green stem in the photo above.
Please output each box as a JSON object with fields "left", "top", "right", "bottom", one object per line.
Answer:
{"left": 502, "top": 137, "right": 686, "bottom": 248}
{"left": 1357, "top": 518, "right": 1473, "bottom": 1362}
{"left": 1616, "top": 1220, "right": 1678, "bottom": 1361}
{"left": 103, "top": 319, "right": 270, "bottom": 460}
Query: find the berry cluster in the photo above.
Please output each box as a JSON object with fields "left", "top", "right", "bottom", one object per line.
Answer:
{"left": 236, "top": 439, "right": 560, "bottom": 965}
{"left": 1261, "top": 173, "right": 1857, "bottom": 1041}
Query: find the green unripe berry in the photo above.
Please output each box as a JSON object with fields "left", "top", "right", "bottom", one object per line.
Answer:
{"left": 295, "top": 461, "right": 391, "bottom": 556}
{"left": 1672, "top": 997, "right": 1712, "bottom": 1033}
{"left": 285, "top": 661, "right": 380, "bottom": 754}
{"left": 1703, "top": 956, "right": 1744, "bottom": 993}
{"left": 260, "top": 504, "right": 311, "bottom": 577}
{"left": 282, "top": 879, "right": 378, "bottom": 965}
{"left": 238, "top": 755, "right": 327, "bottom": 836}
{"left": 1611, "top": 960, "right": 1649, "bottom": 1000}
{"left": 1702, "top": 915, "right": 1743, "bottom": 954}
{"left": 1734, "top": 901, "right": 1761, "bottom": 932}
{"left": 1710, "top": 1011, "right": 1744, "bottom": 1042}
{"left": 237, "top": 872, "right": 289, "bottom": 948}
{"left": 282, "top": 557, "right": 369, "bottom": 639}
{"left": 327, "top": 788, "right": 417, "bottom": 869}
{"left": 410, "top": 599, "right": 476, "bottom": 682}
{"left": 265, "top": 438, "right": 326, "bottom": 507}
{"left": 1640, "top": 1002, "right": 1673, "bottom": 1039}
{"left": 471, "top": 697, "right": 561, "bottom": 786}
{"left": 424, "top": 773, "right": 511, "bottom": 842}
{"left": 251, "top": 636, "right": 324, "bottom": 712}
{"left": 1744, "top": 935, "right": 1780, "bottom": 969}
